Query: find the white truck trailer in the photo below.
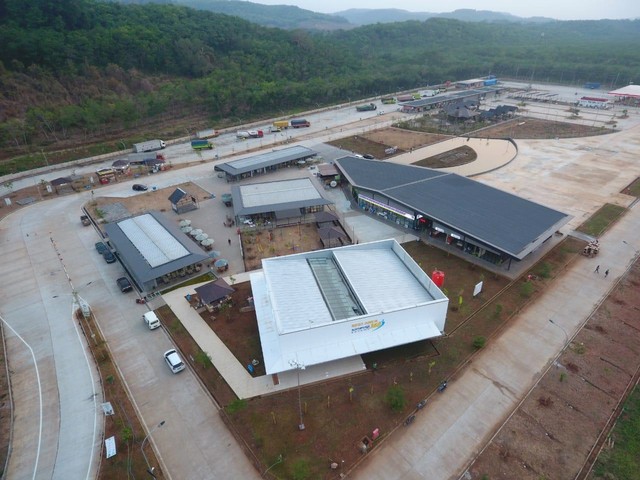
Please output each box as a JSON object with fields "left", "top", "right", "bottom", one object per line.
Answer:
{"left": 132, "top": 139, "right": 166, "bottom": 153}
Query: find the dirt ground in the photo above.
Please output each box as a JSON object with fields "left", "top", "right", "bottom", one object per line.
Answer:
{"left": 474, "top": 116, "right": 610, "bottom": 139}
{"left": 327, "top": 129, "right": 450, "bottom": 159}
{"left": 88, "top": 181, "right": 212, "bottom": 223}
{"left": 465, "top": 259, "right": 640, "bottom": 480}
{"left": 241, "top": 223, "right": 349, "bottom": 271}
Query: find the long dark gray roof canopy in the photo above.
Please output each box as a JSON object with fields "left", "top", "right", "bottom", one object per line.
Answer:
{"left": 335, "top": 157, "right": 571, "bottom": 259}
{"left": 215, "top": 146, "right": 317, "bottom": 176}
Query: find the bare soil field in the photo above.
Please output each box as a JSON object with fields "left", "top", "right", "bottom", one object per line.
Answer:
{"left": 465, "top": 259, "right": 640, "bottom": 480}
{"left": 475, "top": 116, "right": 611, "bottom": 139}
{"left": 327, "top": 129, "right": 450, "bottom": 159}
{"left": 88, "top": 181, "right": 212, "bottom": 224}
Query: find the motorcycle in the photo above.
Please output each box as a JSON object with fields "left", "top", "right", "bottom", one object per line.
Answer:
{"left": 437, "top": 380, "right": 448, "bottom": 392}
{"left": 135, "top": 298, "right": 146, "bottom": 304}
{"left": 404, "top": 414, "right": 416, "bottom": 426}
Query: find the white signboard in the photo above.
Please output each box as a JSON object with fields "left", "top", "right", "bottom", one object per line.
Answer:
{"left": 473, "top": 281, "right": 483, "bottom": 297}
{"left": 105, "top": 436, "right": 116, "bottom": 459}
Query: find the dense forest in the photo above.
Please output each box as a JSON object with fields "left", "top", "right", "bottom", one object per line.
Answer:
{"left": 0, "top": 0, "right": 639, "bottom": 163}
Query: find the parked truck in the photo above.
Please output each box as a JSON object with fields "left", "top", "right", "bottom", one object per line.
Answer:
{"left": 356, "top": 103, "right": 377, "bottom": 112}
{"left": 397, "top": 95, "right": 415, "bottom": 103}
{"left": 381, "top": 97, "right": 396, "bottom": 104}
{"left": 290, "top": 119, "right": 310, "bottom": 128}
{"left": 196, "top": 128, "right": 219, "bottom": 139}
{"left": 237, "top": 130, "right": 263, "bottom": 139}
{"left": 191, "top": 139, "right": 214, "bottom": 150}
{"left": 273, "top": 120, "right": 290, "bottom": 130}
{"left": 419, "top": 89, "right": 439, "bottom": 97}
{"left": 132, "top": 139, "right": 166, "bottom": 153}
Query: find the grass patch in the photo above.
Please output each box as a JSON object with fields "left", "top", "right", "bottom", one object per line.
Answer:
{"left": 161, "top": 271, "right": 215, "bottom": 293}
{"left": 593, "top": 385, "right": 640, "bottom": 479}
{"left": 576, "top": 203, "right": 625, "bottom": 237}
{"left": 621, "top": 177, "right": 640, "bottom": 197}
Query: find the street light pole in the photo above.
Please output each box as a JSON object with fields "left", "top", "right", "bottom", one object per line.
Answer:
{"left": 289, "top": 360, "right": 305, "bottom": 430}
{"left": 263, "top": 454, "right": 283, "bottom": 477}
{"left": 141, "top": 420, "right": 165, "bottom": 478}
{"left": 548, "top": 319, "right": 568, "bottom": 347}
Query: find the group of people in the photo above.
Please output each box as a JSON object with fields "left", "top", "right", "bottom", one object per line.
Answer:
{"left": 594, "top": 265, "right": 609, "bottom": 277}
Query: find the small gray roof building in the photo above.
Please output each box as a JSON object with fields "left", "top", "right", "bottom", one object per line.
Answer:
{"left": 335, "top": 157, "right": 571, "bottom": 261}
{"left": 104, "top": 211, "right": 209, "bottom": 292}
{"left": 231, "top": 177, "right": 332, "bottom": 218}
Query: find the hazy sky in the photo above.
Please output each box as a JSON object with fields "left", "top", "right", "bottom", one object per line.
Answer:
{"left": 251, "top": 0, "right": 640, "bottom": 20}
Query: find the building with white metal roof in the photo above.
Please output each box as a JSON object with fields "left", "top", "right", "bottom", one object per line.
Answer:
{"left": 104, "top": 211, "right": 209, "bottom": 292}
{"left": 250, "top": 239, "right": 448, "bottom": 375}
{"left": 231, "top": 177, "right": 332, "bottom": 222}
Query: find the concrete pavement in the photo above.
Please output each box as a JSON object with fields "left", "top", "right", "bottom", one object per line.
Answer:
{"left": 0, "top": 194, "right": 102, "bottom": 480}
{"left": 351, "top": 129, "right": 640, "bottom": 479}
{"left": 3, "top": 80, "right": 640, "bottom": 479}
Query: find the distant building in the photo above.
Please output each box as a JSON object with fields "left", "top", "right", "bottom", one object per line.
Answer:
{"left": 214, "top": 146, "right": 317, "bottom": 182}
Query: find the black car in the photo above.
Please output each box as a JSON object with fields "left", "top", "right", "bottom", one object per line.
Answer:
{"left": 132, "top": 184, "right": 148, "bottom": 191}
{"left": 363, "top": 154, "right": 376, "bottom": 160}
{"left": 103, "top": 250, "right": 116, "bottom": 264}
{"left": 116, "top": 277, "right": 133, "bottom": 293}
{"left": 95, "top": 242, "right": 109, "bottom": 254}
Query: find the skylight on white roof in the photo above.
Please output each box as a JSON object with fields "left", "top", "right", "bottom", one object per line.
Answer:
{"left": 119, "top": 214, "right": 189, "bottom": 267}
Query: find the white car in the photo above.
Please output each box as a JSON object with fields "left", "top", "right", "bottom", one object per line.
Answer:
{"left": 164, "top": 349, "right": 185, "bottom": 374}
{"left": 143, "top": 311, "right": 161, "bottom": 330}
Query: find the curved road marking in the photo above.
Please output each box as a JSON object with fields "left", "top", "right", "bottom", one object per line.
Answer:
{"left": 0, "top": 313, "right": 43, "bottom": 480}
{"left": 74, "top": 295, "right": 99, "bottom": 480}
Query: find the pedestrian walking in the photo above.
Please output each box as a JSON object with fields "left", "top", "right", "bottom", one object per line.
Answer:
{"left": 228, "top": 238, "right": 231, "bottom": 245}
{"left": 594, "top": 265, "right": 600, "bottom": 273}
{"left": 604, "top": 269, "right": 609, "bottom": 278}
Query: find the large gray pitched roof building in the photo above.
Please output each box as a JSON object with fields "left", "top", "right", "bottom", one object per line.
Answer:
{"left": 335, "top": 157, "right": 571, "bottom": 266}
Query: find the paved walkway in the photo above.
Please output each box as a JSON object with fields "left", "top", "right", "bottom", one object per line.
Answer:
{"left": 348, "top": 97, "right": 640, "bottom": 480}
{"left": 163, "top": 282, "right": 366, "bottom": 399}
{"left": 391, "top": 136, "right": 517, "bottom": 177}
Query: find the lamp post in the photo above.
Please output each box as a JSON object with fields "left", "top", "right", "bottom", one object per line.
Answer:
{"left": 141, "top": 420, "right": 165, "bottom": 478}
{"left": 289, "top": 360, "right": 305, "bottom": 430}
{"left": 263, "top": 454, "right": 283, "bottom": 477}
{"left": 548, "top": 319, "right": 568, "bottom": 347}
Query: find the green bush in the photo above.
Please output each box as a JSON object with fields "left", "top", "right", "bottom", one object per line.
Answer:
{"left": 194, "top": 350, "right": 212, "bottom": 369}
{"left": 291, "top": 458, "right": 310, "bottom": 480}
{"left": 385, "top": 385, "right": 406, "bottom": 412}
{"left": 520, "top": 281, "right": 534, "bottom": 298}
{"left": 226, "top": 398, "right": 248, "bottom": 414}
{"left": 537, "top": 262, "right": 552, "bottom": 278}
{"left": 472, "top": 336, "right": 486, "bottom": 349}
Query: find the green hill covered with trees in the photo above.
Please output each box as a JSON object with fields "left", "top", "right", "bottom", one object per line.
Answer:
{"left": 0, "top": 0, "right": 639, "bottom": 168}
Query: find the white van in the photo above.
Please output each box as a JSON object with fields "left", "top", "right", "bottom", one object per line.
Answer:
{"left": 143, "top": 311, "right": 161, "bottom": 330}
